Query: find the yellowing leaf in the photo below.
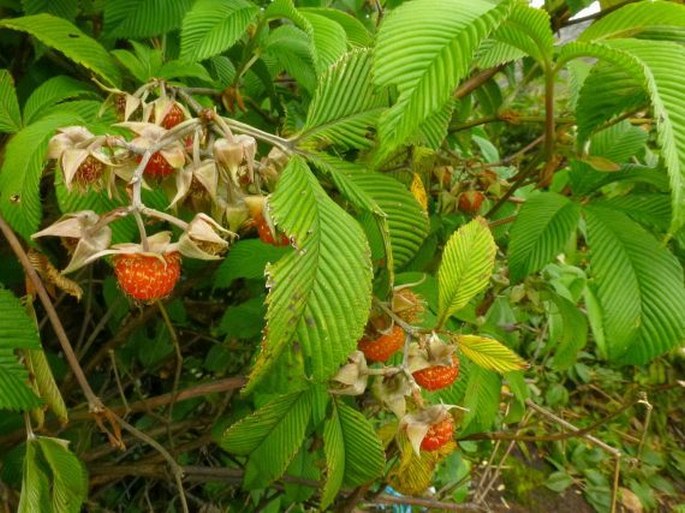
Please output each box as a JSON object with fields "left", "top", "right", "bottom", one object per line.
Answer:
{"left": 410, "top": 173, "right": 428, "bottom": 212}
{"left": 455, "top": 334, "right": 526, "bottom": 373}
{"left": 437, "top": 217, "right": 496, "bottom": 327}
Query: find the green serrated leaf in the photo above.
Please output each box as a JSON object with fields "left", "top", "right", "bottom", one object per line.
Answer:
{"left": 0, "top": 14, "right": 121, "bottom": 87}
{"left": 103, "top": 0, "right": 193, "bottom": 40}
{"left": 301, "top": 11, "right": 347, "bottom": 75}
{"left": 22, "top": 75, "right": 98, "bottom": 125}
{"left": 455, "top": 334, "right": 526, "bottom": 373}
{"left": 221, "top": 389, "right": 312, "bottom": 489}
{"left": 437, "top": 218, "right": 496, "bottom": 327}
{"left": 0, "top": 289, "right": 41, "bottom": 350}
{"left": 213, "top": 239, "right": 290, "bottom": 288}
{"left": 460, "top": 365, "right": 501, "bottom": 436}
{"left": 180, "top": 0, "right": 259, "bottom": 62}
{"left": 546, "top": 294, "right": 588, "bottom": 370}
{"left": 508, "top": 192, "right": 580, "bottom": 283}
{"left": 310, "top": 155, "right": 429, "bottom": 272}
{"left": 0, "top": 69, "right": 22, "bottom": 133}
{"left": 17, "top": 439, "right": 51, "bottom": 513}
{"left": 244, "top": 156, "right": 372, "bottom": 392}
{"left": 21, "top": 0, "right": 78, "bottom": 20}
{"left": 374, "top": 0, "right": 512, "bottom": 154}
{"left": 300, "top": 7, "right": 373, "bottom": 47}
{"left": 296, "top": 49, "right": 386, "bottom": 150}
{"left": 0, "top": 112, "right": 82, "bottom": 241}
{"left": 36, "top": 437, "right": 88, "bottom": 513}
{"left": 0, "top": 350, "right": 42, "bottom": 411}
{"left": 321, "top": 404, "right": 344, "bottom": 510}
{"left": 584, "top": 205, "right": 685, "bottom": 363}
{"left": 491, "top": 3, "right": 554, "bottom": 66}
{"left": 579, "top": 1, "right": 685, "bottom": 43}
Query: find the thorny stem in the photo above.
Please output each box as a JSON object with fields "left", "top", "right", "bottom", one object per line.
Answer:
{"left": 0, "top": 214, "right": 105, "bottom": 413}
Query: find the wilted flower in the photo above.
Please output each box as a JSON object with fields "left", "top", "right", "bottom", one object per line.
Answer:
{"left": 330, "top": 351, "right": 369, "bottom": 396}
{"left": 32, "top": 210, "right": 113, "bottom": 274}
{"left": 214, "top": 135, "right": 257, "bottom": 185}
{"left": 177, "top": 213, "right": 235, "bottom": 260}
{"left": 372, "top": 371, "right": 412, "bottom": 418}
{"left": 170, "top": 159, "right": 218, "bottom": 208}
{"left": 400, "top": 404, "right": 456, "bottom": 455}
{"left": 48, "top": 127, "right": 115, "bottom": 191}
{"left": 117, "top": 122, "right": 185, "bottom": 180}
{"left": 407, "top": 333, "right": 455, "bottom": 374}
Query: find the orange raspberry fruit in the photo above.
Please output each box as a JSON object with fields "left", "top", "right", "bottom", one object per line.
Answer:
{"left": 113, "top": 252, "right": 181, "bottom": 302}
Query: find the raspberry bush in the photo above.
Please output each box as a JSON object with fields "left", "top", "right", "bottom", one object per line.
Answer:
{"left": 1, "top": 1, "right": 684, "bottom": 512}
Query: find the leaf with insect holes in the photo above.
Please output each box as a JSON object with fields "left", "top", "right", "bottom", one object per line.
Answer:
{"left": 454, "top": 334, "right": 526, "bottom": 373}
{"left": 437, "top": 217, "right": 496, "bottom": 327}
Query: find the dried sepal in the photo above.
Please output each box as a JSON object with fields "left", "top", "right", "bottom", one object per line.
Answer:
{"left": 170, "top": 160, "right": 218, "bottom": 208}
{"left": 177, "top": 213, "right": 235, "bottom": 260}
{"left": 407, "top": 333, "right": 455, "bottom": 373}
{"left": 83, "top": 231, "right": 177, "bottom": 267}
{"left": 32, "top": 211, "right": 113, "bottom": 274}
{"left": 400, "top": 404, "right": 455, "bottom": 455}
{"left": 372, "top": 372, "right": 412, "bottom": 418}
{"left": 330, "top": 351, "right": 369, "bottom": 396}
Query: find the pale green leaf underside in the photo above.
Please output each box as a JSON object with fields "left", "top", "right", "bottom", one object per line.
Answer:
{"left": 180, "top": 0, "right": 259, "bottom": 62}
{"left": 374, "top": 0, "right": 512, "bottom": 152}
{"left": 584, "top": 205, "right": 685, "bottom": 364}
{"left": 0, "top": 112, "right": 82, "bottom": 241}
{"left": 456, "top": 335, "right": 526, "bottom": 374}
{"left": 0, "top": 70, "right": 22, "bottom": 133}
{"left": 508, "top": 192, "right": 580, "bottom": 282}
{"left": 244, "top": 157, "right": 372, "bottom": 392}
{"left": 296, "top": 49, "right": 386, "bottom": 150}
{"left": 0, "top": 14, "right": 121, "bottom": 87}
{"left": 437, "top": 218, "right": 496, "bottom": 326}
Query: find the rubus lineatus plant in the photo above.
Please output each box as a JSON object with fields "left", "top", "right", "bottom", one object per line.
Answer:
{"left": 1, "top": 1, "right": 684, "bottom": 512}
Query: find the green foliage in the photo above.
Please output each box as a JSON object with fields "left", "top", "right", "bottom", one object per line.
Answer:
{"left": 437, "top": 217, "right": 496, "bottom": 327}
{"left": 584, "top": 205, "right": 685, "bottom": 364}
{"left": 18, "top": 437, "right": 87, "bottom": 513}
{"left": 0, "top": 69, "right": 21, "bottom": 132}
{"left": 0, "top": 14, "right": 121, "bottom": 87}
{"left": 0, "top": 288, "right": 41, "bottom": 411}
{"left": 180, "top": 0, "right": 259, "bottom": 62}
{"left": 245, "top": 156, "right": 372, "bottom": 392}
{"left": 1, "top": 0, "right": 685, "bottom": 511}
{"left": 508, "top": 192, "right": 580, "bottom": 282}
{"left": 0, "top": 112, "right": 81, "bottom": 240}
